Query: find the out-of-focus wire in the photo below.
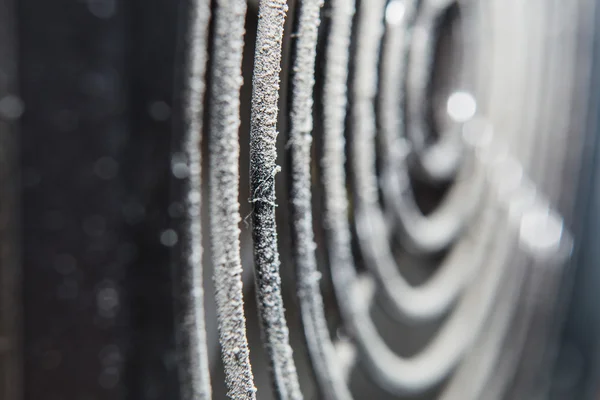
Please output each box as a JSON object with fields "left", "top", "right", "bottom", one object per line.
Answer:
{"left": 287, "top": 0, "right": 353, "bottom": 399}
{"left": 175, "top": 0, "right": 212, "bottom": 399}
{"left": 405, "top": 0, "right": 463, "bottom": 182}
{"left": 322, "top": 0, "right": 504, "bottom": 394}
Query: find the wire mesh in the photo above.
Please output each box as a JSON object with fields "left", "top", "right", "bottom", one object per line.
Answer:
{"left": 1, "top": 0, "right": 599, "bottom": 399}
{"left": 173, "top": 0, "right": 588, "bottom": 399}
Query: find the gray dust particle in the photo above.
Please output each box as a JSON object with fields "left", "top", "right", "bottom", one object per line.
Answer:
{"left": 160, "top": 229, "right": 179, "bottom": 247}
{"left": 0, "top": 94, "right": 24, "bottom": 120}
{"left": 172, "top": 152, "right": 190, "bottom": 179}
{"left": 172, "top": 162, "right": 190, "bottom": 179}
{"left": 97, "top": 284, "right": 120, "bottom": 318}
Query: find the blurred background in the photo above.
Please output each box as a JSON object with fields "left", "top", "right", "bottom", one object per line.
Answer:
{"left": 1, "top": 0, "right": 600, "bottom": 399}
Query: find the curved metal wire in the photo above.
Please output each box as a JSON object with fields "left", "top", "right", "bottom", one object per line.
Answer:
{"left": 341, "top": 137, "right": 536, "bottom": 395}
{"left": 363, "top": 170, "right": 488, "bottom": 322}
{"left": 208, "top": 0, "right": 257, "bottom": 398}
{"left": 378, "top": 0, "right": 417, "bottom": 171}
{"left": 381, "top": 146, "right": 485, "bottom": 254}
{"left": 442, "top": 274, "right": 524, "bottom": 400}
{"left": 168, "top": 0, "right": 582, "bottom": 397}
{"left": 353, "top": 0, "right": 486, "bottom": 326}
{"left": 249, "top": 1, "right": 303, "bottom": 399}
{"left": 439, "top": 241, "right": 531, "bottom": 400}
{"left": 8, "top": 0, "right": 590, "bottom": 398}
{"left": 378, "top": 0, "right": 486, "bottom": 259}
{"left": 176, "top": 1, "right": 212, "bottom": 398}
{"left": 320, "top": 0, "right": 357, "bottom": 335}
{"left": 438, "top": 162, "right": 540, "bottom": 400}
{"left": 287, "top": 0, "right": 353, "bottom": 399}
{"left": 434, "top": 2, "right": 579, "bottom": 396}
{"left": 354, "top": 124, "right": 488, "bottom": 322}
{"left": 303, "top": 0, "right": 577, "bottom": 396}
{"left": 320, "top": 0, "right": 518, "bottom": 394}
{"left": 405, "top": 0, "right": 464, "bottom": 182}
{"left": 479, "top": 208, "right": 571, "bottom": 400}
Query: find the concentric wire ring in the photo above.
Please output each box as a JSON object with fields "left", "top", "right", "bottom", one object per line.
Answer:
{"left": 171, "top": 0, "right": 585, "bottom": 398}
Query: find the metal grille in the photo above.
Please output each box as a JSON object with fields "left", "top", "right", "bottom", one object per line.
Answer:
{"left": 1, "top": 0, "right": 598, "bottom": 399}
{"left": 173, "top": 0, "right": 588, "bottom": 399}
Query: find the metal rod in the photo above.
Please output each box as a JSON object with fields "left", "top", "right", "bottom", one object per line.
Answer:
{"left": 249, "top": 1, "right": 304, "bottom": 398}
{"left": 176, "top": 0, "right": 212, "bottom": 398}
{"left": 405, "top": 0, "right": 463, "bottom": 181}
{"left": 208, "top": 0, "right": 257, "bottom": 398}
{"left": 287, "top": 0, "right": 353, "bottom": 398}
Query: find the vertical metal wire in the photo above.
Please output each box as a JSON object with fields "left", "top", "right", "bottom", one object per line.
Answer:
{"left": 349, "top": 0, "right": 386, "bottom": 212}
{"left": 287, "top": 0, "right": 352, "bottom": 398}
{"left": 208, "top": 0, "right": 257, "bottom": 399}
{"left": 177, "top": 1, "right": 212, "bottom": 399}
{"left": 321, "top": 0, "right": 357, "bottom": 306}
{"left": 249, "top": 1, "right": 303, "bottom": 399}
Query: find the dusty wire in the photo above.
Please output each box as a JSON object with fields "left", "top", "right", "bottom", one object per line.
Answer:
{"left": 405, "top": 2, "right": 437, "bottom": 154}
{"left": 345, "top": 130, "right": 537, "bottom": 395}
{"left": 320, "top": 0, "right": 507, "bottom": 392}
{"left": 349, "top": 0, "right": 387, "bottom": 210}
{"left": 321, "top": 0, "right": 358, "bottom": 303}
{"left": 405, "top": 0, "right": 462, "bottom": 182}
{"left": 287, "top": 0, "right": 353, "bottom": 399}
{"left": 378, "top": 0, "right": 417, "bottom": 170}
{"left": 382, "top": 157, "right": 484, "bottom": 253}
{"left": 208, "top": 0, "right": 257, "bottom": 398}
{"left": 376, "top": 24, "right": 489, "bottom": 318}
{"left": 177, "top": 0, "right": 212, "bottom": 399}
{"left": 364, "top": 170, "right": 491, "bottom": 322}
{"left": 249, "top": 1, "right": 304, "bottom": 399}
{"left": 340, "top": 0, "right": 485, "bottom": 327}
{"left": 378, "top": 0, "right": 482, "bottom": 254}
